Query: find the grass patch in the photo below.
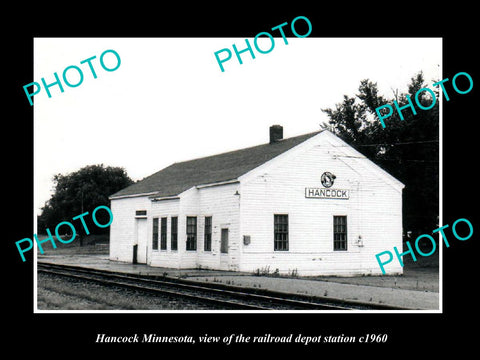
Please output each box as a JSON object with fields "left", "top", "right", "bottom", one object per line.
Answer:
{"left": 252, "top": 266, "right": 299, "bottom": 278}
{"left": 36, "top": 234, "right": 109, "bottom": 255}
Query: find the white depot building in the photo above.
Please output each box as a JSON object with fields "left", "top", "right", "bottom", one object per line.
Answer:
{"left": 109, "top": 126, "right": 404, "bottom": 276}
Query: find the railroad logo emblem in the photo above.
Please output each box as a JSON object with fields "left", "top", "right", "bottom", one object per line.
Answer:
{"left": 321, "top": 172, "right": 336, "bottom": 188}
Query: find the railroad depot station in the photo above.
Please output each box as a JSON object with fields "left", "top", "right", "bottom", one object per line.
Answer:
{"left": 109, "top": 126, "right": 404, "bottom": 276}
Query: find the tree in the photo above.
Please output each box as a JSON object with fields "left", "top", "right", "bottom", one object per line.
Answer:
{"left": 38, "top": 164, "right": 134, "bottom": 241}
{"left": 321, "top": 72, "right": 439, "bottom": 238}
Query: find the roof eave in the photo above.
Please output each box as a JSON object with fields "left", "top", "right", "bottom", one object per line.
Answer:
{"left": 195, "top": 179, "right": 240, "bottom": 189}
{"left": 109, "top": 191, "right": 159, "bottom": 200}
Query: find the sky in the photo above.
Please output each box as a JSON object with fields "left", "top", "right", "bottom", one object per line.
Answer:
{"left": 34, "top": 37, "right": 442, "bottom": 213}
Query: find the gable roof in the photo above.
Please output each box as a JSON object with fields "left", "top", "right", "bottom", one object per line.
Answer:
{"left": 110, "top": 130, "right": 322, "bottom": 199}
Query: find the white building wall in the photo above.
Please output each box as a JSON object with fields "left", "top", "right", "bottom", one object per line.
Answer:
{"left": 149, "top": 199, "right": 180, "bottom": 268}
{"left": 110, "top": 184, "right": 241, "bottom": 271}
{"left": 176, "top": 187, "right": 200, "bottom": 268}
{"left": 145, "top": 183, "right": 240, "bottom": 270}
{"left": 109, "top": 196, "right": 151, "bottom": 263}
{"left": 239, "top": 134, "right": 403, "bottom": 276}
{"left": 110, "top": 131, "right": 403, "bottom": 276}
{"left": 196, "top": 182, "right": 241, "bottom": 271}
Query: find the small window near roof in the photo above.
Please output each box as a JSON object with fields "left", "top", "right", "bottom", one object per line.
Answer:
{"left": 136, "top": 210, "right": 147, "bottom": 216}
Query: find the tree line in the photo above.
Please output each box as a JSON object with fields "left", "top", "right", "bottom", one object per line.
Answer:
{"left": 321, "top": 72, "right": 439, "bottom": 239}
{"left": 38, "top": 164, "right": 133, "bottom": 241}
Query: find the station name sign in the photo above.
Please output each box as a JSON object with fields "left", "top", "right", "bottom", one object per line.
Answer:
{"left": 305, "top": 188, "right": 349, "bottom": 200}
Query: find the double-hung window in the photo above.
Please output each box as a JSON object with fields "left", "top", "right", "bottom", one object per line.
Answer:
{"left": 171, "top": 216, "right": 178, "bottom": 251}
{"left": 274, "top": 214, "right": 289, "bottom": 251}
{"left": 333, "top": 216, "right": 347, "bottom": 251}
{"left": 152, "top": 218, "right": 159, "bottom": 250}
{"left": 186, "top": 216, "right": 197, "bottom": 251}
{"left": 204, "top": 216, "right": 212, "bottom": 251}
{"left": 160, "top": 217, "right": 167, "bottom": 250}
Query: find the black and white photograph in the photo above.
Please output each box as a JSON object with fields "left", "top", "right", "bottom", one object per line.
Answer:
{"left": 33, "top": 37, "right": 441, "bottom": 313}
{"left": 7, "top": 4, "right": 479, "bottom": 354}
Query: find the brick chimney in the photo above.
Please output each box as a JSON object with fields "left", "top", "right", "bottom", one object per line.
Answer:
{"left": 269, "top": 125, "right": 283, "bottom": 144}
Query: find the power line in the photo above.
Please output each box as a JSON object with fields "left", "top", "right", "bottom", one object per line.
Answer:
{"left": 317, "top": 140, "right": 439, "bottom": 148}
{"left": 355, "top": 140, "right": 439, "bottom": 147}
{"left": 333, "top": 155, "right": 438, "bottom": 163}
{"left": 377, "top": 158, "right": 438, "bottom": 163}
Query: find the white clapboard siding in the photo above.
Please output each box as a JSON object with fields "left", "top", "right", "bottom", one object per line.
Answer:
{"left": 143, "top": 183, "right": 240, "bottom": 270}
{"left": 194, "top": 183, "right": 240, "bottom": 271}
{"left": 109, "top": 196, "right": 151, "bottom": 263}
{"left": 238, "top": 131, "right": 403, "bottom": 275}
{"left": 109, "top": 129, "right": 404, "bottom": 276}
{"left": 148, "top": 198, "right": 180, "bottom": 268}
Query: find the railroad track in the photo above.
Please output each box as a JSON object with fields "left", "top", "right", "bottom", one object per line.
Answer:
{"left": 37, "top": 262, "right": 402, "bottom": 311}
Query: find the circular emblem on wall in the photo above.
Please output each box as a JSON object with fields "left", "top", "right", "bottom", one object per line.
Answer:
{"left": 321, "top": 172, "right": 336, "bottom": 188}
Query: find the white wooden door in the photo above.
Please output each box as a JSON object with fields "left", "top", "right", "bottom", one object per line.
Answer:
{"left": 136, "top": 218, "right": 148, "bottom": 264}
{"left": 220, "top": 228, "right": 229, "bottom": 269}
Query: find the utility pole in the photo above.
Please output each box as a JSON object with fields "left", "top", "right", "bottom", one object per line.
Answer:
{"left": 79, "top": 188, "right": 84, "bottom": 247}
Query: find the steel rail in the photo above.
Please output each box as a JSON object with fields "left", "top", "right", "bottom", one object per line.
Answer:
{"left": 38, "top": 265, "right": 268, "bottom": 310}
{"left": 37, "top": 262, "right": 406, "bottom": 310}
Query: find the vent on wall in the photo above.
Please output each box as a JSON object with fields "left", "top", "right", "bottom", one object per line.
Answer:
{"left": 135, "top": 210, "right": 147, "bottom": 217}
